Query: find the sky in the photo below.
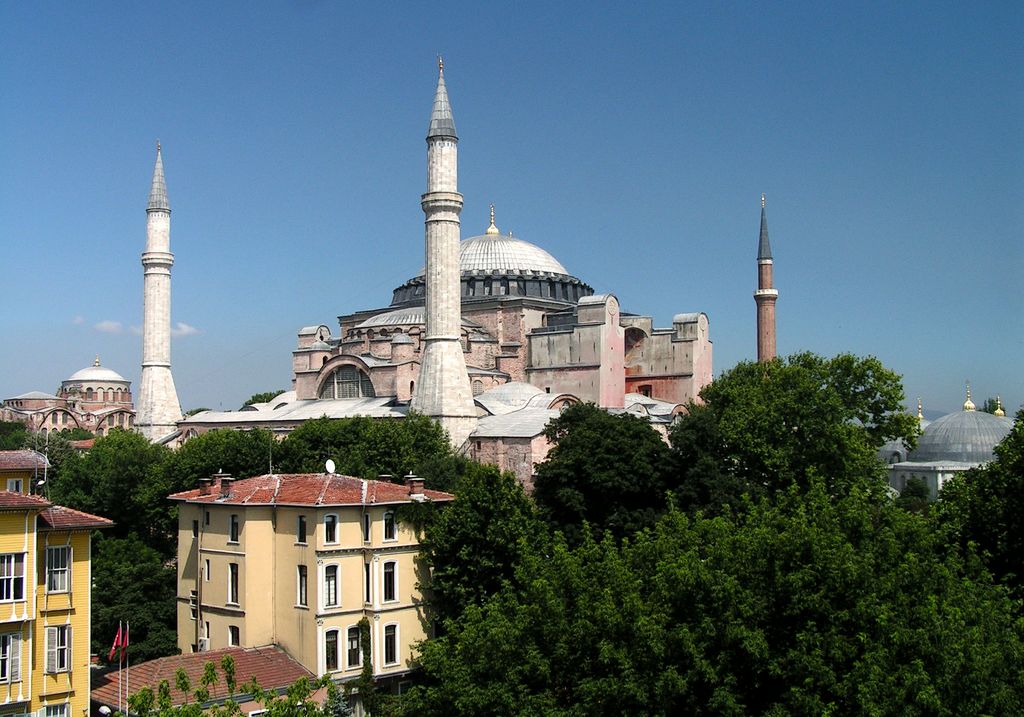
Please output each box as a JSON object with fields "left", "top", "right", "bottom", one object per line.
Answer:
{"left": 1, "top": 1, "right": 1021, "bottom": 417}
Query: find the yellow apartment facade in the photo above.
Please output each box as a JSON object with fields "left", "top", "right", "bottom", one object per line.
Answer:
{"left": 0, "top": 450, "right": 113, "bottom": 717}
{"left": 169, "top": 472, "right": 452, "bottom": 687}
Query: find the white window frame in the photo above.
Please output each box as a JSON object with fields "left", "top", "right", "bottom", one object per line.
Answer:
{"left": 45, "top": 625, "right": 70, "bottom": 674}
{"left": 45, "top": 705, "right": 68, "bottom": 717}
{"left": 6, "top": 479, "right": 22, "bottom": 494}
{"left": 383, "top": 623, "right": 398, "bottom": 666}
{"left": 324, "top": 564, "right": 339, "bottom": 608}
{"left": 204, "top": 558, "right": 210, "bottom": 582}
{"left": 346, "top": 625, "right": 361, "bottom": 669}
{"left": 0, "top": 554, "right": 25, "bottom": 602}
{"left": 383, "top": 560, "right": 397, "bottom": 603}
{"left": 324, "top": 628, "right": 340, "bottom": 673}
{"left": 227, "top": 563, "right": 239, "bottom": 605}
{"left": 46, "top": 546, "right": 71, "bottom": 593}
{"left": 324, "top": 514, "right": 339, "bottom": 544}
{"left": 297, "top": 565, "right": 308, "bottom": 607}
{"left": 228, "top": 625, "right": 240, "bottom": 646}
{"left": 0, "top": 632, "right": 22, "bottom": 683}
{"left": 383, "top": 511, "right": 396, "bottom": 542}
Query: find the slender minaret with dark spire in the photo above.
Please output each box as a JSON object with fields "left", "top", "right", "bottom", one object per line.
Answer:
{"left": 136, "top": 141, "right": 182, "bottom": 440}
{"left": 754, "top": 194, "right": 778, "bottom": 362}
{"left": 411, "top": 59, "right": 477, "bottom": 448}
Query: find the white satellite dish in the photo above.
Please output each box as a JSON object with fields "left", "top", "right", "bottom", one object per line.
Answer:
{"left": 325, "top": 459, "right": 336, "bottom": 474}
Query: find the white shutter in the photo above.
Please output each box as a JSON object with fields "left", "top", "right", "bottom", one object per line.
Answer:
{"left": 45, "top": 627, "right": 56, "bottom": 673}
{"left": 9, "top": 634, "right": 20, "bottom": 682}
{"left": 65, "top": 626, "right": 71, "bottom": 671}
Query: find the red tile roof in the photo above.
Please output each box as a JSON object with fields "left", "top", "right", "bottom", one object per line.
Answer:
{"left": 168, "top": 473, "right": 454, "bottom": 507}
{"left": 70, "top": 438, "right": 96, "bottom": 450}
{"left": 0, "top": 490, "right": 50, "bottom": 510}
{"left": 91, "top": 645, "right": 313, "bottom": 708}
{"left": 0, "top": 450, "right": 49, "bottom": 472}
{"left": 39, "top": 504, "right": 113, "bottom": 530}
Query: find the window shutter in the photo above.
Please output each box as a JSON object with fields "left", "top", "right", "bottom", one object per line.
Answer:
{"left": 66, "top": 626, "right": 72, "bottom": 670}
{"left": 45, "top": 627, "right": 56, "bottom": 673}
{"left": 66, "top": 547, "right": 72, "bottom": 593}
{"left": 9, "top": 634, "right": 20, "bottom": 682}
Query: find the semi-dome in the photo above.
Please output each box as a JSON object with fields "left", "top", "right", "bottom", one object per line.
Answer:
{"left": 909, "top": 409, "right": 1013, "bottom": 464}
{"left": 67, "top": 357, "right": 128, "bottom": 384}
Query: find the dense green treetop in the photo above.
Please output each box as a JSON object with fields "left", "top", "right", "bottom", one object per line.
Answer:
{"left": 0, "top": 421, "right": 29, "bottom": 450}
{"left": 162, "top": 428, "right": 277, "bottom": 494}
{"left": 671, "top": 352, "right": 919, "bottom": 512}
{"left": 274, "top": 414, "right": 451, "bottom": 480}
{"left": 242, "top": 391, "right": 286, "bottom": 408}
{"left": 532, "top": 402, "right": 675, "bottom": 543}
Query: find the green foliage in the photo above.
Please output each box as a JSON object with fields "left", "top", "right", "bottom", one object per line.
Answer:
{"left": 936, "top": 409, "right": 1024, "bottom": 598}
{"left": 671, "top": 352, "right": 919, "bottom": 512}
{"left": 92, "top": 534, "right": 178, "bottom": 663}
{"left": 348, "top": 617, "right": 395, "bottom": 716}
{"left": 185, "top": 407, "right": 211, "bottom": 417}
{"left": 163, "top": 428, "right": 276, "bottom": 492}
{"left": 420, "top": 464, "right": 544, "bottom": 621}
{"left": 979, "top": 397, "right": 1000, "bottom": 414}
{"left": 59, "top": 426, "right": 94, "bottom": 440}
{"left": 533, "top": 402, "right": 675, "bottom": 543}
{"left": 895, "top": 477, "right": 931, "bottom": 514}
{"left": 405, "top": 484, "right": 1024, "bottom": 716}
{"left": 242, "top": 391, "right": 286, "bottom": 408}
{"left": 275, "top": 414, "right": 451, "bottom": 479}
{"left": 0, "top": 421, "right": 29, "bottom": 450}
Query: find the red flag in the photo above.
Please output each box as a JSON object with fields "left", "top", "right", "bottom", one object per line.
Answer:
{"left": 108, "top": 624, "right": 122, "bottom": 662}
{"left": 121, "top": 622, "right": 129, "bottom": 660}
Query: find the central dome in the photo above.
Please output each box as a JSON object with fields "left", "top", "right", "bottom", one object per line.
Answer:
{"left": 909, "top": 409, "right": 1012, "bottom": 464}
{"left": 417, "top": 233, "right": 569, "bottom": 277}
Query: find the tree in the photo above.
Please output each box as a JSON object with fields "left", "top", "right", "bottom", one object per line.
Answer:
{"left": 275, "top": 414, "right": 451, "bottom": 480}
{"left": 162, "top": 428, "right": 277, "bottom": 493}
{"left": 532, "top": 402, "right": 675, "bottom": 543}
{"left": 242, "top": 391, "right": 286, "bottom": 408}
{"left": 936, "top": 409, "right": 1024, "bottom": 598}
{"left": 419, "top": 464, "right": 545, "bottom": 621}
{"left": 93, "top": 534, "right": 179, "bottom": 663}
{"left": 404, "top": 484, "right": 1024, "bottom": 716}
{"left": 979, "top": 397, "right": 1000, "bottom": 414}
{"left": 670, "top": 352, "right": 918, "bottom": 512}
{"left": 0, "top": 421, "right": 28, "bottom": 450}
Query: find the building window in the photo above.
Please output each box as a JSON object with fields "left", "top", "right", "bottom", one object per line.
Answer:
{"left": 297, "top": 565, "right": 307, "bottom": 607}
{"left": 364, "top": 563, "right": 371, "bottom": 604}
{"left": 205, "top": 510, "right": 210, "bottom": 526}
{"left": 0, "top": 555, "right": 25, "bottom": 602}
{"left": 45, "top": 705, "right": 68, "bottom": 717}
{"left": 228, "top": 563, "right": 239, "bottom": 605}
{"left": 362, "top": 514, "right": 370, "bottom": 542}
{"left": 0, "top": 633, "right": 21, "bottom": 683}
{"left": 346, "top": 626, "right": 361, "bottom": 667}
{"left": 228, "top": 626, "right": 240, "bottom": 646}
{"left": 192, "top": 520, "right": 199, "bottom": 538}
{"left": 297, "top": 515, "right": 307, "bottom": 544}
{"left": 189, "top": 590, "right": 198, "bottom": 619}
{"left": 324, "top": 514, "right": 338, "bottom": 544}
{"left": 229, "top": 514, "right": 240, "bottom": 543}
{"left": 46, "top": 547, "right": 70, "bottom": 593}
{"left": 204, "top": 559, "right": 210, "bottom": 581}
{"left": 383, "top": 561, "right": 396, "bottom": 602}
{"left": 384, "top": 624, "right": 398, "bottom": 665}
{"left": 45, "top": 625, "right": 70, "bottom": 673}
{"left": 325, "top": 629, "right": 339, "bottom": 672}
{"left": 324, "top": 565, "right": 338, "bottom": 607}
{"left": 6, "top": 479, "right": 22, "bottom": 493}
{"left": 472, "top": 379, "right": 484, "bottom": 396}
{"left": 383, "top": 512, "right": 396, "bottom": 541}
{"left": 318, "top": 366, "right": 376, "bottom": 399}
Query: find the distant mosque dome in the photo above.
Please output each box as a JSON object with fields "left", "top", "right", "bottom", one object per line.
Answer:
{"left": 66, "top": 356, "right": 129, "bottom": 384}
{"left": 909, "top": 409, "right": 1013, "bottom": 464}
{"left": 390, "top": 210, "right": 593, "bottom": 307}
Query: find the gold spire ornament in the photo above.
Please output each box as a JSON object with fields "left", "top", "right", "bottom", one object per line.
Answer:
{"left": 995, "top": 396, "right": 1005, "bottom": 417}
{"left": 963, "top": 382, "right": 976, "bottom": 411}
{"left": 917, "top": 398, "right": 924, "bottom": 422}
{"left": 486, "top": 204, "right": 499, "bottom": 235}
{"left": 761, "top": 193, "right": 766, "bottom": 208}
{"left": 94, "top": 355, "right": 101, "bottom": 366}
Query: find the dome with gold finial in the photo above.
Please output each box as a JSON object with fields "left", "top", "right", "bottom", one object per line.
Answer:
{"left": 994, "top": 396, "right": 1005, "bottom": 417}
{"left": 909, "top": 387, "right": 1012, "bottom": 464}
{"left": 962, "top": 382, "right": 976, "bottom": 411}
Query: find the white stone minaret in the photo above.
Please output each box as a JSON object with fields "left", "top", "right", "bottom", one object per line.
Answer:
{"left": 411, "top": 60, "right": 477, "bottom": 449}
{"left": 136, "top": 141, "right": 182, "bottom": 440}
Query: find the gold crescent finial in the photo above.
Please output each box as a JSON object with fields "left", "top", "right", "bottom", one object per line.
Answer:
{"left": 963, "top": 381, "right": 976, "bottom": 411}
{"left": 94, "top": 355, "right": 100, "bottom": 367}
{"left": 917, "top": 398, "right": 923, "bottom": 420}
{"left": 438, "top": 55, "right": 444, "bottom": 73}
{"left": 761, "top": 193, "right": 766, "bottom": 208}
{"left": 156, "top": 139, "right": 161, "bottom": 152}
{"left": 995, "top": 396, "right": 1005, "bottom": 417}
{"left": 486, "top": 204, "right": 499, "bottom": 235}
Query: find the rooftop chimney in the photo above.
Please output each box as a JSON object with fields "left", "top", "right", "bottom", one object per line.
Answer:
{"left": 212, "top": 471, "right": 233, "bottom": 498}
{"left": 405, "top": 473, "right": 424, "bottom": 497}
{"left": 198, "top": 477, "right": 213, "bottom": 496}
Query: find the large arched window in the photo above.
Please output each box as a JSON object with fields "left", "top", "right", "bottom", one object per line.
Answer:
{"left": 318, "top": 366, "right": 375, "bottom": 399}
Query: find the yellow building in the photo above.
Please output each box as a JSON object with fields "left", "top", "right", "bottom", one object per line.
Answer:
{"left": 169, "top": 472, "right": 452, "bottom": 689}
{"left": 0, "top": 451, "right": 113, "bottom": 717}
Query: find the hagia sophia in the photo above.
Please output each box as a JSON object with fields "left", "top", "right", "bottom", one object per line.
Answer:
{"left": 0, "top": 63, "right": 1014, "bottom": 491}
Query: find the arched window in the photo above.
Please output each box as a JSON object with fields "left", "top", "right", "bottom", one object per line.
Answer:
{"left": 86, "top": 388, "right": 94, "bottom": 400}
{"left": 319, "top": 366, "right": 376, "bottom": 399}
{"left": 472, "top": 380, "right": 484, "bottom": 396}
{"left": 324, "top": 628, "right": 340, "bottom": 672}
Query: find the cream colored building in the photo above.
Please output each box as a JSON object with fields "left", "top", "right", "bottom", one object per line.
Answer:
{"left": 169, "top": 472, "right": 452, "bottom": 687}
{"left": 0, "top": 451, "right": 112, "bottom": 717}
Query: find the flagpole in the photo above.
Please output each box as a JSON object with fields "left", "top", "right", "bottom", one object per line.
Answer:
{"left": 125, "top": 621, "right": 130, "bottom": 712}
{"left": 117, "top": 620, "right": 123, "bottom": 715}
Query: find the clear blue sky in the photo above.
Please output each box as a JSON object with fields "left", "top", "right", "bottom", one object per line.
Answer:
{"left": 1, "top": 1, "right": 1021, "bottom": 416}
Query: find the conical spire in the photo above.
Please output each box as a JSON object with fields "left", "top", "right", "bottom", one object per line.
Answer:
{"left": 757, "top": 193, "right": 772, "bottom": 260}
{"left": 427, "top": 57, "right": 457, "bottom": 140}
{"left": 148, "top": 141, "right": 170, "bottom": 211}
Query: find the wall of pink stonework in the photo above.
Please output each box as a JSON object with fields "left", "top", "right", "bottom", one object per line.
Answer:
{"left": 469, "top": 434, "right": 551, "bottom": 493}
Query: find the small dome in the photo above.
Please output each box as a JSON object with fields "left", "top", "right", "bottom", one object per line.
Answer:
{"left": 909, "top": 409, "right": 1013, "bottom": 464}
{"left": 356, "top": 307, "right": 480, "bottom": 330}
{"left": 67, "top": 358, "right": 128, "bottom": 384}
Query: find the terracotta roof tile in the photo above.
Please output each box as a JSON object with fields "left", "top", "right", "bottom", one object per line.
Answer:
{"left": 39, "top": 505, "right": 113, "bottom": 530}
{"left": 169, "top": 473, "right": 454, "bottom": 507}
{"left": 91, "top": 645, "right": 312, "bottom": 708}
{"left": 0, "top": 450, "right": 49, "bottom": 472}
{"left": 0, "top": 490, "right": 50, "bottom": 510}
